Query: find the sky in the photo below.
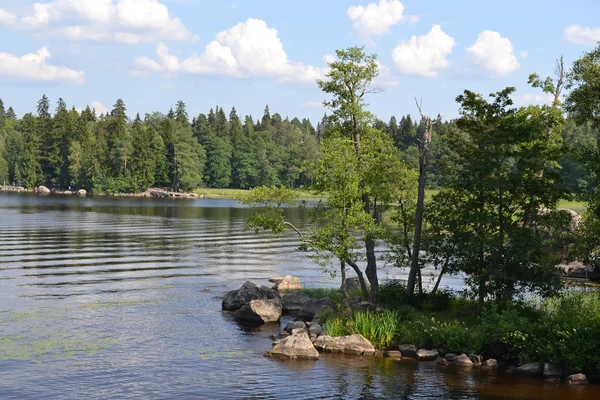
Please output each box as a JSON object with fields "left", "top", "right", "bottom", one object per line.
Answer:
{"left": 0, "top": 0, "right": 599, "bottom": 124}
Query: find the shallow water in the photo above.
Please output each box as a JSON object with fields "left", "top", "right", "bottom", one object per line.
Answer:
{"left": 0, "top": 193, "right": 597, "bottom": 399}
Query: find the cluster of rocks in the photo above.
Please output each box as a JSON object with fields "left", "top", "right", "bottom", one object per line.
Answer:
{"left": 0, "top": 185, "right": 27, "bottom": 193}
{"left": 36, "top": 186, "right": 87, "bottom": 196}
{"left": 514, "top": 362, "right": 589, "bottom": 384}
{"left": 140, "top": 188, "right": 199, "bottom": 199}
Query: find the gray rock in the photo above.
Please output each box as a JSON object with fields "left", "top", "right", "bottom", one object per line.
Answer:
{"left": 281, "top": 291, "right": 311, "bottom": 314}
{"left": 398, "top": 344, "right": 417, "bottom": 358}
{"left": 356, "top": 301, "right": 376, "bottom": 312}
{"left": 308, "top": 323, "right": 323, "bottom": 337}
{"left": 235, "top": 299, "right": 282, "bottom": 324}
{"left": 296, "top": 298, "right": 335, "bottom": 322}
{"left": 482, "top": 359, "right": 498, "bottom": 369}
{"left": 445, "top": 353, "right": 458, "bottom": 362}
{"left": 567, "top": 373, "right": 588, "bottom": 385}
{"left": 416, "top": 349, "right": 439, "bottom": 361}
{"left": 291, "top": 328, "right": 306, "bottom": 335}
{"left": 273, "top": 275, "right": 301, "bottom": 293}
{"left": 266, "top": 332, "right": 320, "bottom": 360}
{"left": 269, "top": 277, "right": 284, "bottom": 283}
{"left": 343, "top": 277, "right": 371, "bottom": 293}
{"left": 438, "top": 358, "right": 449, "bottom": 366}
{"left": 543, "top": 363, "right": 563, "bottom": 379}
{"left": 455, "top": 354, "right": 474, "bottom": 367}
{"left": 38, "top": 185, "right": 50, "bottom": 194}
{"left": 384, "top": 350, "right": 402, "bottom": 358}
{"left": 284, "top": 321, "right": 306, "bottom": 334}
{"left": 313, "top": 334, "right": 376, "bottom": 355}
{"left": 222, "top": 281, "right": 280, "bottom": 311}
{"left": 516, "top": 362, "right": 542, "bottom": 376}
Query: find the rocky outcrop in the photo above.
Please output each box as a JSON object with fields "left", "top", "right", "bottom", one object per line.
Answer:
{"left": 281, "top": 291, "right": 311, "bottom": 314}
{"left": 454, "top": 354, "right": 473, "bottom": 367}
{"left": 516, "top": 362, "right": 542, "bottom": 376}
{"left": 235, "top": 299, "right": 282, "bottom": 324}
{"left": 38, "top": 186, "right": 50, "bottom": 194}
{"left": 416, "top": 349, "right": 439, "bottom": 361}
{"left": 78, "top": 189, "right": 87, "bottom": 196}
{"left": 343, "top": 277, "right": 371, "bottom": 292}
{"left": 560, "top": 260, "right": 599, "bottom": 280}
{"left": 222, "top": 281, "right": 280, "bottom": 311}
{"left": 284, "top": 321, "right": 306, "bottom": 334}
{"left": 397, "top": 344, "right": 417, "bottom": 358}
{"left": 567, "top": 373, "right": 588, "bottom": 385}
{"left": 482, "top": 359, "right": 498, "bottom": 369}
{"left": 307, "top": 322, "right": 323, "bottom": 337}
{"left": 273, "top": 275, "right": 301, "bottom": 292}
{"left": 313, "top": 334, "right": 376, "bottom": 355}
{"left": 266, "top": 332, "right": 320, "bottom": 360}
{"left": 296, "top": 298, "right": 335, "bottom": 322}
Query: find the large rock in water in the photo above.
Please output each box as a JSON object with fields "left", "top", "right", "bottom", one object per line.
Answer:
{"left": 222, "top": 281, "right": 280, "bottom": 311}
{"left": 281, "top": 291, "right": 311, "bottom": 314}
{"left": 313, "top": 334, "right": 376, "bottom": 355}
{"left": 516, "top": 362, "right": 542, "bottom": 376}
{"left": 266, "top": 332, "right": 320, "bottom": 360}
{"left": 235, "top": 299, "right": 282, "bottom": 324}
{"left": 273, "top": 275, "right": 301, "bottom": 293}
{"left": 543, "top": 363, "right": 563, "bottom": 379}
{"left": 78, "top": 189, "right": 87, "bottom": 196}
{"left": 455, "top": 354, "right": 474, "bottom": 367}
{"left": 296, "top": 298, "right": 335, "bottom": 322}
{"left": 38, "top": 186, "right": 50, "bottom": 194}
{"left": 416, "top": 349, "right": 439, "bottom": 361}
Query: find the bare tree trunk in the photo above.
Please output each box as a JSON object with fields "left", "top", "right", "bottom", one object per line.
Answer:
{"left": 407, "top": 102, "right": 433, "bottom": 296}
{"left": 345, "top": 259, "right": 370, "bottom": 300}
{"left": 431, "top": 255, "right": 450, "bottom": 295}
{"left": 340, "top": 260, "right": 351, "bottom": 313}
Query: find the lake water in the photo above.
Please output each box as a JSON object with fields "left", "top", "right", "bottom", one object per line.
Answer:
{"left": 0, "top": 193, "right": 597, "bottom": 399}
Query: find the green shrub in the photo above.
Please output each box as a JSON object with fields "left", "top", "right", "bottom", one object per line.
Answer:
{"left": 476, "top": 303, "right": 530, "bottom": 361}
{"left": 379, "top": 280, "right": 407, "bottom": 310}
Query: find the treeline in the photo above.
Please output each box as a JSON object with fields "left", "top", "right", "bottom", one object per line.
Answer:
{"left": 0, "top": 96, "right": 596, "bottom": 194}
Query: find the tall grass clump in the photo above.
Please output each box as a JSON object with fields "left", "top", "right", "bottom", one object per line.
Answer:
{"left": 326, "top": 310, "right": 399, "bottom": 349}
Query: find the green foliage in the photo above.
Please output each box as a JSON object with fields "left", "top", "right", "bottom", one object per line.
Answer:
{"left": 566, "top": 44, "right": 600, "bottom": 129}
{"left": 236, "top": 186, "right": 299, "bottom": 235}
{"left": 378, "top": 280, "right": 408, "bottom": 311}
{"left": 325, "top": 310, "right": 399, "bottom": 349}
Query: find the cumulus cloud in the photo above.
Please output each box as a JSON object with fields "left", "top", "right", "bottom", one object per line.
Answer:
{"left": 18, "top": 0, "right": 196, "bottom": 44}
{"left": 347, "top": 0, "right": 417, "bottom": 43}
{"left": 466, "top": 30, "right": 519, "bottom": 78}
{"left": 0, "top": 8, "right": 16, "bottom": 25}
{"left": 133, "top": 18, "right": 327, "bottom": 83}
{"left": 564, "top": 24, "right": 600, "bottom": 45}
{"left": 0, "top": 47, "right": 84, "bottom": 83}
{"left": 91, "top": 100, "right": 109, "bottom": 115}
{"left": 391, "top": 25, "right": 455, "bottom": 78}
{"left": 513, "top": 93, "right": 554, "bottom": 106}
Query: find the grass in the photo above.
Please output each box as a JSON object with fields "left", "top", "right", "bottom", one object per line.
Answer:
{"left": 558, "top": 199, "right": 588, "bottom": 213}
{"left": 325, "top": 310, "right": 399, "bottom": 349}
{"left": 194, "top": 187, "right": 322, "bottom": 201}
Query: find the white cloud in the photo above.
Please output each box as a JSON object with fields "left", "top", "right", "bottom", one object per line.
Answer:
{"left": 466, "top": 30, "right": 519, "bottom": 78}
{"left": 301, "top": 101, "right": 324, "bottom": 110}
{"left": 133, "top": 18, "right": 327, "bottom": 83}
{"left": 347, "top": 0, "right": 416, "bottom": 43}
{"left": 520, "top": 50, "right": 528, "bottom": 59}
{"left": 513, "top": 93, "right": 554, "bottom": 106}
{"left": 0, "top": 8, "right": 17, "bottom": 25}
{"left": 91, "top": 100, "right": 109, "bottom": 115}
{"left": 19, "top": 0, "right": 196, "bottom": 44}
{"left": 0, "top": 47, "right": 84, "bottom": 83}
{"left": 564, "top": 24, "right": 600, "bottom": 46}
{"left": 391, "top": 25, "right": 455, "bottom": 78}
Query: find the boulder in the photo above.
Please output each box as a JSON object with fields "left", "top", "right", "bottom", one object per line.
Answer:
{"left": 397, "top": 344, "right": 417, "bottom": 358}
{"left": 445, "top": 353, "right": 458, "bottom": 362}
{"left": 63, "top": 190, "right": 72, "bottom": 195}
{"left": 266, "top": 332, "right": 320, "bottom": 360}
{"left": 273, "top": 275, "right": 301, "bottom": 293}
{"left": 342, "top": 277, "right": 371, "bottom": 293}
{"left": 222, "top": 281, "right": 280, "bottom": 311}
{"left": 482, "top": 359, "right": 498, "bottom": 369}
{"left": 455, "top": 354, "right": 474, "bottom": 367}
{"left": 384, "top": 350, "right": 402, "bottom": 358}
{"left": 284, "top": 321, "right": 306, "bottom": 334}
{"left": 438, "top": 358, "right": 449, "bottom": 366}
{"left": 296, "top": 298, "right": 335, "bottom": 322}
{"left": 416, "top": 349, "right": 439, "bottom": 361}
{"left": 560, "top": 260, "right": 595, "bottom": 279}
{"left": 516, "top": 362, "right": 542, "bottom": 376}
{"left": 543, "top": 363, "right": 563, "bottom": 379}
{"left": 313, "top": 334, "right": 376, "bottom": 355}
{"left": 78, "top": 189, "right": 87, "bottom": 196}
{"left": 308, "top": 323, "right": 323, "bottom": 337}
{"left": 281, "top": 291, "right": 311, "bottom": 314}
{"left": 567, "top": 373, "right": 588, "bottom": 385}
{"left": 468, "top": 354, "right": 482, "bottom": 365}
{"left": 291, "top": 328, "right": 306, "bottom": 335}
{"left": 356, "top": 301, "right": 377, "bottom": 312}
{"left": 235, "top": 299, "right": 282, "bottom": 324}
{"left": 38, "top": 185, "right": 50, "bottom": 194}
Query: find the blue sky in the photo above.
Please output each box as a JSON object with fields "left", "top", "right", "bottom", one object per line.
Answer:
{"left": 0, "top": 0, "right": 599, "bottom": 124}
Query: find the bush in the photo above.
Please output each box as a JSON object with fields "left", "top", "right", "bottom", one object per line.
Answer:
{"left": 379, "top": 280, "right": 407, "bottom": 310}
{"left": 476, "top": 303, "right": 531, "bottom": 361}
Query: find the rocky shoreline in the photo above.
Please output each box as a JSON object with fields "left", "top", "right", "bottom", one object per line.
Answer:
{"left": 0, "top": 185, "right": 202, "bottom": 199}
{"left": 222, "top": 278, "right": 595, "bottom": 386}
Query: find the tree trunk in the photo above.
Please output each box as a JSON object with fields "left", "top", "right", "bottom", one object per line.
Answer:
{"left": 345, "top": 258, "right": 370, "bottom": 300}
{"left": 340, "top": 260, "right": 350, "bottom": 313}
{"left": 407, "top": 114, "right": 433, "bottom": 296}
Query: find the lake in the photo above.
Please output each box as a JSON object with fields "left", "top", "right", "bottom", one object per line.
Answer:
{"left": 0, "top": 193, "right": 596, "bottom": 399}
